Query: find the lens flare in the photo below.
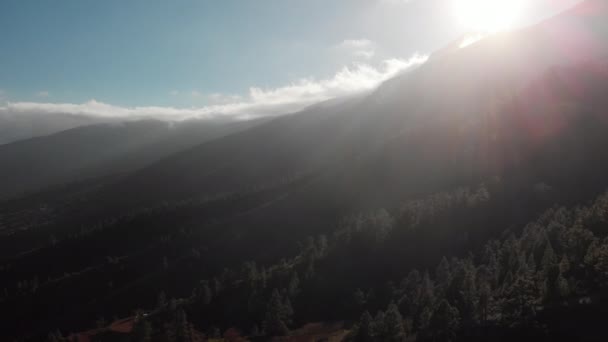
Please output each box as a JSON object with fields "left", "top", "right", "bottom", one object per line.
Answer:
{"left": 453, "top": 0, "right": 525, "bottom": 32}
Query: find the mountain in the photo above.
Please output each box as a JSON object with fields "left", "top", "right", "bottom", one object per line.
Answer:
{"left": 2, "top": 1, "right": 608, "bottom": 341}
{"left": 0, "top": 118, "right": 265, "bottom": 199}
{"left": 0, "top": 111, "right": 117, "bottom": 145}
{"left": 101, "top": 0, "right": 608, "bottom": 208}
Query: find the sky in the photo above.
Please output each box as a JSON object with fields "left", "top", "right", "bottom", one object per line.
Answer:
{"left": 0, "top": 0, "right": 581, "bottom": 120}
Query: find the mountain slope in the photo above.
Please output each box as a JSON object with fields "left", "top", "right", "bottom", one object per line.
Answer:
{"left": 0, "top": 111, "right": 117, "bottom": 145}
{"left": 103, "top": 0, "right": 608, "bottom": 209}
{"left": 0, "top": 118, "right": 264, "bottom": 199}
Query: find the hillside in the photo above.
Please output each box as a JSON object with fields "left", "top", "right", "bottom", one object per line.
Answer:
{"left": 0, "top": 118, "right": 265, "bottom": 199}
{"left": 0, "top": 111, "right": 110, "bottom": 145}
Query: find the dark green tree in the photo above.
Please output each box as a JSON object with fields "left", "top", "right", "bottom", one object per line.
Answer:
{"left": 372, "top": 311, "right": 387, "bottom": 340}
{"left": 355, "top": 311, "right": 374, "bottom": 342}
{"left": 175, "top": 309, "right": 192, "bottom": 342}
{"left": 429, "top": 300, "right": 460, "bottom": 342}
{"left": 200, "top": 281, "right": 212, "bottom": 305}
{"left": 541, "top": 241, "right": 556, "bottom": 275}
{"left": 287, "top": 271, "right": 300, "bottom": 298}
{"left": 157, "top": 291, "right": 167, "bottom": 310}
{"left": 47, "top": 330, "right": 64, "bottom": 342}
{"left": 132, "top": 313, "right": 153, "bottom": 342}
{"left": 435, "top": 257, "right": 451, "bottom": 296}
{"left": 384, "top": 302, "right": 406, "bottom": 342}
{"left": 477, "top": 281, "right": 492, "bottom": 323}
{"left": 263, "top": 289, "right": 290, "bottom": 336}
{"left": 501, "top": 273, "right": 538, "bottom": 326}
{"left": 353, "top": 288, "right": 367, "bottom": 307}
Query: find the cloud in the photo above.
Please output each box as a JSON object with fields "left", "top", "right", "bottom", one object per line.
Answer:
{"left": 36, "top": 91, "right": 50, "bottom": 98}
{"left": 208, "top": 93, "right": 244, "bottom": 104}
{"left": 337, "top": 39, "right": 376, "bottom": 59}
{"left": 354, "top": 50, "right": 376, "bottom": 59}
{"left": 380, "top": 0, "right": 413, "bottom": 4}
{"left": 0, "top": 54, "right": 428, "bottom": 122}
{"left": 459, "top": 33, "right": 487, "bottom": 48}
{"left": 169, "top": 90, "right": 179, "bottom": 96}
{"left": 339, "top": 39, "right": 374, "bottom": 49}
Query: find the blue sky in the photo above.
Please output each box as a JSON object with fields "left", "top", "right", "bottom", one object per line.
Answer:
{"left": 0, "top": 0, "right": 580, "bottom": 119}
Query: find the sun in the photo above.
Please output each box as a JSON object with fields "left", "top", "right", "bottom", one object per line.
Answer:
{"left": 453, "top": 0, "right": 525, "bottom": 32}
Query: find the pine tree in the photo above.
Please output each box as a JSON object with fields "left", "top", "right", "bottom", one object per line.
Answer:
{"left": 419, "top": 272, "right": 435, "bottom": 309}
{"left": 417, "top": 305, "right": 434, "bottom": 335}
{"left": 353, "top": 288, "right": 367, "bottom": 307}
{"left": 287, "top": 271, "right": 300, "bottom": 298}
{"left": 200, "top": 281, "right": 212, "bottom": 305}
{"left": 461, "top": 264, "right": 479, "bottom": 326}
{"left": 542, "top": 262, "right": 561, "bottom": 301}
{"left": 356, "top": 311, "right": 374, "bottom": 342}
{"left": 372, "top": 311, "right": 387, "bottom": 339}
{"left": 209, "top": 327, "right": 221, "bottom": 339}
{"left": 482, "top": 241, "right": 500, "bottom": 286}
{"left": 175, "top": 309, "right": 192, "bottom": 342}
{"left": 95, "top": 316, "right": 106, "bottom": 329}
{"left": 501, "top": 273, "right": 537, "bottom": 326}
{"left": 305, "top": 256, "right": 316, "bottom": 279}
{"left": 541, "top": 242, "right": 556, "bottom": 275}
{"left": 251, "top": 324, "right": 261, "bottom": 337}
{"left": 501, "top": 271, "right": 514, "bottom": 294}
{"left": 47, "top": 331, "right": 64, "bottom": 342}
{"left": 212, "top": 277, "right": 222, "bottom": 296}
{"left": 429, "top": 299, "right": 460, "bottom": 342}
{"left": 435, "top": 257, "right": 451, "bottom": 296}
{"left": 132, "top": 313, "right": 153, "bottom": 342}
{"left": 559, "top": 255, "right": 570, "bottom": 274}
{"left": 317, "top": 234, "right": 328, "bottom": 258}
{"left": 417, "top": 272, "right": 435, "bottom": 331}
{"left": 593, "top": 241, "right": 608, "bottom": 285}
{"left": 527, "top": 253, "right": 537, "bottom": 272}
{"left": 384, "top": 302, "right": 406, "bottom": 342}
{"left": 477, "top": 281, "right": 492, "bottom": 323}
{"left": 243, "top": 261, "right": 258, "bottom": 288}
{"left": 283, "top": 294, "right": 294, "bottom": 326}
{"left": 263, "top": 289, "right": 290, "bottom": 336}
{"left": 556, "top": 273, "right": 570, "bottom": 298}
{"left": 157, "top": 291, "right": 167, "bottom": 310}
{"left": 399, "top": 269, "right": 421, "bottom": 317}
{"left": 259, "top": 266, "right": 268, "bottom": 289}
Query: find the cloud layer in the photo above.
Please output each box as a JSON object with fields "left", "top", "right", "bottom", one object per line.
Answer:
{"left": 337, "top": 39, "right": 377, "bottom": 59}
{"left": 0, "top": 54, "right": 427, "bottom": 122}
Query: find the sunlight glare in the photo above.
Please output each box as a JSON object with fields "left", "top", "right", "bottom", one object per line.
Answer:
{"left": 453, "top": 0, "right": 526, "bottom": 32}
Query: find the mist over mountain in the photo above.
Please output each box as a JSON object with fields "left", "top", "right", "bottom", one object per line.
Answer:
{"left": 0, "top": 111, "right": 112, "bottom": 145}
{"left": 2, "top": 1, "right": 608, "bottom": 342}
{"left": 0, "top": 117, "right": 265, "bottom": 199}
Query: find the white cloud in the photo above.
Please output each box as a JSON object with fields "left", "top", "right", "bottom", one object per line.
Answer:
{"left": 337, "top": 39, "right": 376, "bottom": 60}
{"left": 36, "top": 90, "right": 50, "bottom": 98}
{"left": 169, "top": 90, "right": 179, "bottom": 96}
{"left": 339, "top": 39, "right": 374, "bottom": 49}
{"left": 459, "top": 33, "right": 487, "bottom": 48}
{"left": 354, "top": 49, "right": 376, "bottom": 59}
{"left": 0, "top": 54, "right": 428, "bottom": 122}
{"left": 208, "top": 93, "right": 244, "bottom": 104}
{"left": 380, "top": 0, "right": 412, "bottom": 4}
